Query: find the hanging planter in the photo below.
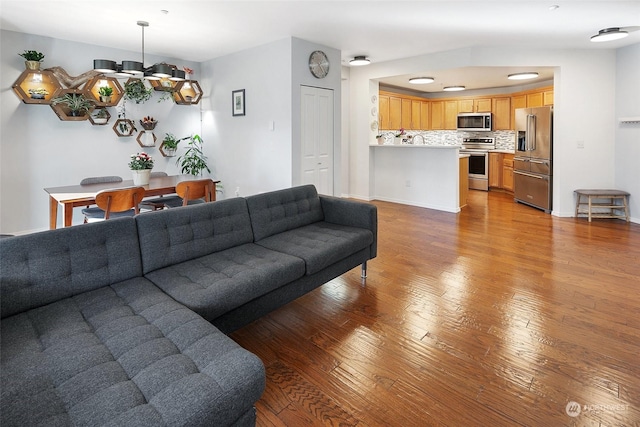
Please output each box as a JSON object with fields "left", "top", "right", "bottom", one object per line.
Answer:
{"left": 124, "top": 78, "right": 152, "bottom": 104}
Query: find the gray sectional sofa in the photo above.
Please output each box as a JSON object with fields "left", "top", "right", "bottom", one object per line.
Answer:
{"left": 1, "top": 184, "right": 377, "bottom": 426}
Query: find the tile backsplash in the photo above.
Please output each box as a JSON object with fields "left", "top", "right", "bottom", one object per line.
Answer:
{"left": 377, "top": 130, "right": 515, "bottom": 150}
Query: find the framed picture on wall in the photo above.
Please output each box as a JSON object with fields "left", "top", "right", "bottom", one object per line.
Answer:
{"left": 232, "top": 89, "right": 245, "bottom": 116}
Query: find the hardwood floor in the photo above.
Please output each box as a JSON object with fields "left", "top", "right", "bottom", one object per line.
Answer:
{"left": 231, "top": 191, "right": 640, "bottom": 427}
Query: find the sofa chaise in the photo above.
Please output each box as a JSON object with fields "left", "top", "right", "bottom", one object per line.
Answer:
{"left": 1, "top": 184, "right": 377, "bottom": 426}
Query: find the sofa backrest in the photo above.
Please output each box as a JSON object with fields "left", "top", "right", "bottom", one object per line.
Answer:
{"left": 136, "top": 198, "right": 254, "bottom": 274}
{"left": 0, "top": 218, "right": 142, "bottom": 319}
{"left": 245, "top": 185, "right": 324, "bottom": 241}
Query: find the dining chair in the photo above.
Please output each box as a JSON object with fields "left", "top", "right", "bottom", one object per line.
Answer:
{"left": 162, "top": 179, "right": 216, "bottom": 208}
{"left": 139, "top": 171, "right": 183, "bottom": 210}
{"left": 82, "top": 186, "right": 146, "bottom": 222}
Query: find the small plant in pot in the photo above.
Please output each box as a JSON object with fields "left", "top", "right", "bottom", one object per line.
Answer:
{"left": 18, "top": 50, "right": 45, "bottom": 70}
{"left": 139, "top": 116, "right": 157, "bottom": 130}
{"left": 124, "top": 79, "right": 152, "bottom": 104}
{"left": 98, "top": 86, "right": 113, "bottom": 103}
{"left": 51, "top": 93, "right": 94, "bottom": 117}
{"left": 177, "top": 134, "right": 211, "bottom": 176}
{"left": 92, "top": 108, "right": 109, "bottom": 124}
{"left": 160, "top": 133, "right": 187, "bottom": 157}
{"left": 28, "top": 87, "right": 49, "bottom": 100}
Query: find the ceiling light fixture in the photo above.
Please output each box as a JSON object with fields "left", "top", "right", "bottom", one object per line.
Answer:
{"left": 409, "top": 77, "right": 435, "bottom": 84}
{"left": 443, "top": 86, "right": 465, "bottom": 91}
{"left": 590, "top": 27, "right": 629, "bottom": 42}
{"left": 508, "top": 72, "right": 539, "bottom": 80}
{"left": 349, "top": 56, "right": 371, "bottom": 66}
{"left": 93, "top": 21, "right": 185, "bottom": 81}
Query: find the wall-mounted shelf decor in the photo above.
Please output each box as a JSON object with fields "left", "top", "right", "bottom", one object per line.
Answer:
{"left": 137, "top": 130, "right": 157, "bottom": 148}
{"left": 173, "top": 80, "right": 202, "bottom": 105}
{"left": 50, "top": 89, "right": 94, "bottom": 121}
{"left": 89, "top": 108, "right": 111, "bottom": 126}
{"left": 12, "top": 69, "right": 62, "bottom": 105}
{"left": 85, "top": 76, "right": 124, "bottom": 107}
{"left": 159, "top": 144, "right": 177, "bottom": 157}
{"left": 113, "top": 118, "right": 136, "bottom": 137}
{"left": 150, "top": 79, "right": 176, "bottom": 92}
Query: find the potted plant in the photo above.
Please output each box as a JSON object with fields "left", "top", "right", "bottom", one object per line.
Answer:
{"left": 128, "top": 152, "right": 154, "bottom": 185}
{"left": 18, "top": 50, "right": 45, "bottom": 70}
{"left": 124, "top": 79, "right": 153, "bottom": 104}
{"left": 98, "top": 86, "right": 113, "bottom": 103}
{"left": 92, "top": 108, "right": 108, "bottom": 124}
{"left": 139, "top": 116, "right": 157, "bottom": 130}
{"left": 51, "top": 93, "right": 94, "bottom": 117}
{"left": 28, "top": 87, "right": 49, "bottom": 100}
{"left": 160, "top": 133, "right": 186, "bottom": 157}
{"left": 177, "top": 134, "right": 211, "bottom": 176}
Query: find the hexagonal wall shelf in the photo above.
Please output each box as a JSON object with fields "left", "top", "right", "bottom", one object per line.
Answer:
{"left": 84, "top": 76, "right": 124, "bottom": 107}
{"left": 50, "top": 89, "right": 94, "bottom": 121}
{"left": 12, "top": 69, "right": 62, "bottom": 104}
{"left": 89, "top": 108, "right": 111, "bottom": 126}
{"left": 113, "top": 119, "right": 136, "bottom": 137}
{"left": 173, "top": 80, "right": 202, "bottom": 105}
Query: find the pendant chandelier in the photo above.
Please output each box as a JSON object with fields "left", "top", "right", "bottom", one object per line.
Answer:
{"left": 93, "top": 21, "right": 185, "bottom": 81}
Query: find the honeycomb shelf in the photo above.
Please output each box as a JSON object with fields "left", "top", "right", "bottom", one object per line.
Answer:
{"left": 50, "top": 89, "right": 94, "bottom": 121}
{"left": 173, "top": 80, "right": 202, "bottom": 105}
{"left": 113, "top": 119, "right": 136, "bottom": 137}
{"left": 85, "top": 76, "right": 124, "bottom": 107}
{"left": 12, "top": 69, "right": 62, "bottom": 105}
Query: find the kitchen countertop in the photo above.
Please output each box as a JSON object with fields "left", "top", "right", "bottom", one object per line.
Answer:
{"left": 370, "top": 144, "right": 462, "bottom": 149}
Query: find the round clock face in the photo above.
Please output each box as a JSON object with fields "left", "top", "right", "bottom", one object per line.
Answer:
{"left": 309, "top": 50, "right": 330, "bottom": 79}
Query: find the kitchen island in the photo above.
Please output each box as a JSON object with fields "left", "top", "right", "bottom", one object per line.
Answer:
{"left": 370, "top": 144, "right": 463, "bottom": 213}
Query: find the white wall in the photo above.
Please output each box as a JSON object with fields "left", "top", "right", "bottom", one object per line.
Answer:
{"left": 615, "top": 43, "right": 640, "bottom": 223}
{"left": 347, "top": 46, "right": 623, "bottom": 218}
{"left": 200, "top": 38, "right": 293, "bottom": 198}
{"left": 1, "top": 30, "right": 200, "bottom": 233}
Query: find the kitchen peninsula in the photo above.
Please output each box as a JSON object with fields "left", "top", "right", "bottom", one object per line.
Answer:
{"left": 370, "top": 144, "right": 463, "bottom": 212}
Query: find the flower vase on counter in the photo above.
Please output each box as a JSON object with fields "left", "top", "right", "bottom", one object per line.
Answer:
{"left": 128, "top": 152, "right": 154, "bottom": 186}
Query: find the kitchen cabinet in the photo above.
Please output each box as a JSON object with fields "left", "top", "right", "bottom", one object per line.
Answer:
{"left": 492, "top": 97, "right": 511, "bottom": 130}
{"left": 458, "top": 98, "right": 492, "bottom": 113}
{"left": 459, "top": 156, "right": 469, "bottom": 208}
{"left": 389, "top": 96, "right": 402, "bottom": 129}
{"left": 489, "top": 153, "right": 503, "bottom": 188}
{"left": 379, "top": 95, "right": 390, "bottom": 130}
{"left": 444, "top": 100, "right": 458, "bottom": 130}
{"left": 527, "top": 92, "right": 543, "bottom": 108}
{"left": 431, "top": 101, "right": 444, "bottom": 129}
{"left": 411, "top": 100, "right": 423, "bottom": 129}
{"left": 401, "top": 98, "right": 412, "bottom": 129}
{"left": 419, "top": 101, "right": 430, "bottom": 129}
{"left": 502, "top": 154, "right": 514, "bottom": 192}
{"left": 543, "top": 90, "right": 554, "bottom": 106}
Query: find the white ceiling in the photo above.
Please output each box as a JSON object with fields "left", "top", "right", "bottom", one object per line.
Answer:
{"left": 2, "top": 1, "right": 639, "bottom": 93}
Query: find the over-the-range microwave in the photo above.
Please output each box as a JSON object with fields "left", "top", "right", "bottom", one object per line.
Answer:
{"left": 457, "top": 112, "right": 492, "bottom": 132}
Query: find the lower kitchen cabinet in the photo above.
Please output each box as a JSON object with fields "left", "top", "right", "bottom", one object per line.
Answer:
{"left": 489, "top": 152, "right": 514, "bottom": 192}
{"left": 502, "top": 154, "right": 514, "bottom": 192}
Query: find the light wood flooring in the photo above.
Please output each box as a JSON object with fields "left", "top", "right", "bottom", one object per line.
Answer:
{"left": 231, "top": 190, "right": 640, "bottom": 427}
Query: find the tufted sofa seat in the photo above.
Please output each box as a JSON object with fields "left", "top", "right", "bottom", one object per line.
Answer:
{"left": 1, "top": 184, "right": 377, "bottom": 426}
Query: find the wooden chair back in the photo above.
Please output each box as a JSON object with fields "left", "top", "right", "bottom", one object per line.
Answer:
{"left": 176, "top": 179, "right": 215, "bottom": 206}
{"left": 95, "top": 186, "right": 146, "bottom": 219}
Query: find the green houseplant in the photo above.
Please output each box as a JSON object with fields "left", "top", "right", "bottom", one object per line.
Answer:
{"left": 98, "top": 86, "right": 113, "bottom": 103}
{"left": 18, "top": 50, "right": 45, "bottom": 70}
{"left": 51, "top": 93, "right": 94, "bottom": 117}
{"left": 176, "top": 134, "right": 211, "bottom": 176}
{"left": 160, "top": 133, "right": 187, "bottom": 157}
{"left": 124, "top": 79, "right": 152, "bottom": 104}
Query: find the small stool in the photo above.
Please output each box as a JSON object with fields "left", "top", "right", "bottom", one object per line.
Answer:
{"left": 574, "top": 189, "right": 630, "bottom": 222}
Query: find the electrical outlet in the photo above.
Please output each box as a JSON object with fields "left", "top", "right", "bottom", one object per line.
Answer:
{"left": 405, "top": 180, "right": 411, "bottom": 187}
{"left": 577, "top": 140, "right": 585, "bottom": 149}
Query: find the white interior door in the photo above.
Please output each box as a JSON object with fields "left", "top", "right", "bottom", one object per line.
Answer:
{"left": 301, "top": 86, "right": 334, "bottom": 195}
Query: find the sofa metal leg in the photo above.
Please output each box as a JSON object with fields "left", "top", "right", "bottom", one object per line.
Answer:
{"left": 361, "top": 261, "right": 367, "bottom": 279}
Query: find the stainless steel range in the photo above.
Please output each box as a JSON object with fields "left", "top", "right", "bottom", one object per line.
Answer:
{"left": 460, "top": 137, "right": 495, "bottom": 191}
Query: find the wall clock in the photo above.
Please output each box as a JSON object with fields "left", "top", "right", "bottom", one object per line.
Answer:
{"left": 309, "top": 50, "right": 330, "bottom": 79}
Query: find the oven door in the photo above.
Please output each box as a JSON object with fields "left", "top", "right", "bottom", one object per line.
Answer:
{"left": 463, "top": 151, "right": 489, "bottom": 191}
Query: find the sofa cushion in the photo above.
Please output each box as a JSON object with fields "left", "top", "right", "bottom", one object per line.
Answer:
{"left": 0, "top": 218, "right": 142, "bottom": 319}
{"left": 0, "top": 278, "right": 265, "bottom": 427}
{"left": 144, "top": 243, "right": 306, "bottom": 321}
{"left": 136, "top": 198, "right": 254, "bottom": 274}
{"left": 245, "top": 184, "right": 324, "bottom": 241}
{"left": 255, "top": 222, "right": 374, "bottom": 275}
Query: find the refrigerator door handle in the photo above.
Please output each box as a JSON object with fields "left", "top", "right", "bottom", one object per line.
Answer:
{"left": 529, "top": 114, "right": 536, "bottom": 151}
{"left": 515, "top": 170, "right": 547, "bottom": 180}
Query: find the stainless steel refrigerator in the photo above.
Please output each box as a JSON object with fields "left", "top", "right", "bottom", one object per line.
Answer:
{"left": 514, "top": 106, "right": 553, "bottom": 212}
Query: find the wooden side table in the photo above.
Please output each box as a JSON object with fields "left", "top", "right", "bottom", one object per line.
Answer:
{"left": 574, "top": 189, "right": 630, "bottom": 222}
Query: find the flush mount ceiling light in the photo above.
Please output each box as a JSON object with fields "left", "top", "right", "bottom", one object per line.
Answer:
{"left": 590, "top": 27, "right": 629, "bottom": 42}
{"left": 508, "top": 72, "right": 539, "bottom": 80}
{"left": 349, "top": 56, "right": 371, "bottom": 66}
{"left": 443, "top": 86, "right": 465, "bottom": 91}
{"left": 93, "top": 21, "right": 185, "bottom": 81}
{"left": 409, "top": 77, "right": 435, "bottom": 84}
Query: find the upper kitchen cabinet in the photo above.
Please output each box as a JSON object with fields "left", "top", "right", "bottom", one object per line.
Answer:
{"left": 492, "top": 97, "right": 511, "bottom": 130}
{"left": 430, "top": 100, "right": 458, "bottom": 130}
{"left": 458, "top": 98, "right": 492, "bottom": 113}
{"left": 431, "top": 101, "right": 444, "bottom": 130}
{"left": 378, "top": 93, "right": 402, "bottom": 130}
{"left": 401, "top": 98, "right": 412, "bottom": 129}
